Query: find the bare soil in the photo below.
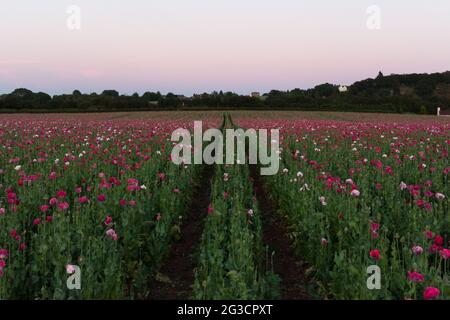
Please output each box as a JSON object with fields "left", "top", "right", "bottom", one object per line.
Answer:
{"left": 250, "top": 165, "right": 311, "bottom": 300}
{"left": 148, "top": 165, "right": 215, "bottom": 300}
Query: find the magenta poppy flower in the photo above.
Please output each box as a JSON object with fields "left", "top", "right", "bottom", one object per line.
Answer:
{"left": 104, "top": 216, "right": 113, "bottom": 226}
{"left": 423, "top": 287, "right": 440, "bottom": 300}
{"left": 0, "top": 249, "right": 8, "bottom": 259}
{"left": 78, "top": 196, "right": 89, "bottom": 204}
{"left": 370, "top": 249, "right": 380, "bottom": 261}
{"left": 435, "top": 235, "right": 444, "bottom": 246}
{"left": 440, "top": 248, "right": 450, "bottom": 260}
{"left": 57, "top": 202, "right": 69, "bottom": 211}
{"left": 408, "top": 271, "right": 424, "bottom": 283}
{"left": 56, "top": 190, "right": 67, "bottom": 198}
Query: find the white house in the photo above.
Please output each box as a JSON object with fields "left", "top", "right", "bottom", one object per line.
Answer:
{"left": 338, "top": 85, "right": 348, "bottom": 93}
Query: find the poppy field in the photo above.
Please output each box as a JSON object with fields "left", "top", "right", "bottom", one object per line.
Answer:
{"left": 0, "top": 111, "right": 449, "bottom": 300}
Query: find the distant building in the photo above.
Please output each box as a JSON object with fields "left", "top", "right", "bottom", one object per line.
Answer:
{"left": 251, "top": 92, "right": 261, "bottom": 98}
{"left": 338, "top": 85, "right": 348, "bottom": 93}
{"left": 437, "top": 107, "right": 450, "bottom": 116}
{"left": 176, "top": 95, "right": 189, "bottom": 101}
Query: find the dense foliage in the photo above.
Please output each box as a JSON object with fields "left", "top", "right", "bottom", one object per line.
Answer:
{"left": 2, "top": 71, "right": 450, "bottom": 114}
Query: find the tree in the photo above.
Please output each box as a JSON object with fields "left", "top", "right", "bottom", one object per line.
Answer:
{"left": 11, "top": 88, "right": 33, "bottom": 97}
{"left": 101, "top": 90, "right": 119, "bottom": 97}
{"left": 313, "top": 83, "right": 338, "bottom": 98}
{"left": 415, "top": 79, "right": 435, "bottom": 97}
{"left": 142, "top": 92, "right": 161, "bottom": 101}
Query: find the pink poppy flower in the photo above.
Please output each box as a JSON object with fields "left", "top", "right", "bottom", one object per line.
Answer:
{"left": 0, "top": 249, "right": 8, "bottom": 259}
{"left": 429, "top": 244, "right": 442, "bottom": 254}
{"left": 351, "top": 189, "right": 360, "bottom": 197}
{"left": 78, "top": 196, "right": 89, "bottom": 204}
{"left": 423, "top": 287, "right": 440, "bottom": 300}
{"left": 411, "top": 245, "right": 423, "bottom": 255}
{"left": 104, "top": 216, "right": 113, "bottom": 226}
{"left": 370, "top": 249, "right": 380, "bottom": 261}
{"left": 127, "top": 185, "right": 140, "bottom": 192}
{"left": 435, "top": 193, "right": 446, "bottom": 200}
{"left": 408, "top": 271, "right": 424, "bottom": 283}
{"left": 435, "top": 235, "right": 444, "bottom": 246}
{"left": 66, "top": 264, "right": 76, "bottom": 274}
{"left": 97, "top": 194, "right": 106, "bottom": 202}
{"left": 106, "top": 228, "right": 118, "bottom": 241}
{"left": 127, "top": 178, "right": 139, "bottom": 186}
{"left": 56, "top": 190, "right": 67, "bottom": 198}
{"left": 370, "top": 222, "right": 380, "bottom": 232}
{"left": 57, "top": 202, "right": 69, "bottom": 211}
{"left": 440, "top": 248, "right": 450, "bottom": 260}
{"left": 9, "top": 229, "right": 18, "bottom": 238}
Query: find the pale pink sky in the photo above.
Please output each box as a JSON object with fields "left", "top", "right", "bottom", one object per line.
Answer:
{"left": 1, "top": 0, "right": 449, "bottom": 95}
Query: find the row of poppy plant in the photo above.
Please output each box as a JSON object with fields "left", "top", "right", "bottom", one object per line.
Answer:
{"left": 193, "top": 164, "right": 279, "bottom": 299}
{"left": 0, "top": 119, "right": 199, "bottom": 299}
{"left": 255, "top": 119, "right": 449, "bottom": 299}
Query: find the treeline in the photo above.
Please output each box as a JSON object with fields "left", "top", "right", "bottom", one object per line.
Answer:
{"left": 1, "top": 71, "right": 450, "bottom": 113}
